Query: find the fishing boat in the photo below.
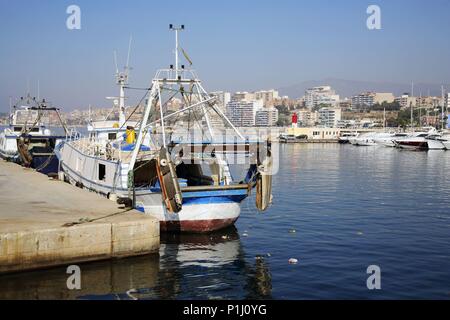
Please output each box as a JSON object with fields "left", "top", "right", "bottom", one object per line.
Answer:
{"left": 56, "top": 25, "right": 274, "bottom": 233}
{"left": 0, "top": 94, "right": 67, "bottom": 175}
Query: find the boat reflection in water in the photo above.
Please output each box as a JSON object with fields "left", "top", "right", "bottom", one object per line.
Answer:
{"left": 145, "top": 227, "right": 272, "bottom": 300}
{"left": 0, "top": 227, "right": 272, "bottom": 300}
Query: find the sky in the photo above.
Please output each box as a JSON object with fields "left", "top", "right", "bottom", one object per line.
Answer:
{"left": 1, "top": 0, "right": 450, "bottom": 112}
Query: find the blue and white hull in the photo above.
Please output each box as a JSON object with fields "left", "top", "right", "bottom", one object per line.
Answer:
{"left": 57, "top": 140, "right": 249, "bottom": 232}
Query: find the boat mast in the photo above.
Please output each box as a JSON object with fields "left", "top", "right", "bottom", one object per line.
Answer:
{"left": 441, "top": 85, "right": 445, "bottom": 130}
{"left": 9, "top": 96, "right": 12, "bottom": 126}
{"left": 170, "top": 24, "right": 184, "bottom": 79}
{"left": 419, "top": 92, "right": 421, "bottom": 128}
{"left": 410, "top": 81, "right": 414, "bottom": 132}
{"left": 113, "top": 36, "right": 132, "bottom": 127}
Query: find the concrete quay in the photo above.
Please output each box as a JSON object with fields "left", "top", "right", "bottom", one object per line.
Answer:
{"left": 0, "top": 160, "right": 159, "bottom": 274}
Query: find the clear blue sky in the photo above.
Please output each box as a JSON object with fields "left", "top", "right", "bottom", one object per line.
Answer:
{"left": 1, "top": 0, "right": 450, "bottom": 112}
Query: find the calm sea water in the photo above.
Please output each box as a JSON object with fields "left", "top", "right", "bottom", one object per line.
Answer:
{"left": 1, "top": 143, "right": 449, "bottom": 299}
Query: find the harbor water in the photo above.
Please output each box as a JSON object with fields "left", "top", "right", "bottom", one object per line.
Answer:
{"left": 1, "top": 143, "right": 449, "bottom": 299}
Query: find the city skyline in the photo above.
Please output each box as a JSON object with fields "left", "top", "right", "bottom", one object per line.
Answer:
{"left": 1, "top": 0, "right": 450, "bottom": 112}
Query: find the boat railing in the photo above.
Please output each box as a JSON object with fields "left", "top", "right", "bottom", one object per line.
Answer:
{"left": 65, "top": 128, "right": 83, "bottom": 142}
{"left": 67, "top": 135, "right": 126, "bottom": 162}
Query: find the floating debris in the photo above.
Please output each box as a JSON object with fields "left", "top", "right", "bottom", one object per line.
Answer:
{"left": 242, "top": 233, "right": 249, "bottom": 237}
{"left": 288, "top": 229, "right": 297, "bottom": 234}
{"left": 356, "top": 231, "right": 364, "bottom": 236}
{"left": 288, "top": 258, "right": 298, "bottom": 265}
{"left": 267, "top": 253, "right": 272, "bottom": 257}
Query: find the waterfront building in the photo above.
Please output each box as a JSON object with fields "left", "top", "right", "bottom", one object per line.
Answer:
{"left": 352, "top": 92, "right": 395, "bottom": 108}
{"left": 254, "top": 89, "right": 279, "bottom": 107}
{"left": 226, "top": 99, "right": 263, "bottom": 127}
{"left": 255, "top": 107, "right": 279, "bottom": 127}
{"left": 318, "top": 107, "right": 342, "bottom": 128}
{"left": 305, "top": 86, "right": 340, "bottom": 109}
{"left": 286, "top": 127, "right": 340, "bottom": 140}
{"left": 338, "top": 99, "right": 352, "bottom": 111}
{"left": 211, "top": 91, "right": 231, "bottom": 112}
{"left": 395, "top": 94, "right": 417, "bottom": 109}
{"left": 297, "top": 109, "right": 318, "bottom": 127}
{"left": 232, "top": 92, "right": 256, "bottom": 102}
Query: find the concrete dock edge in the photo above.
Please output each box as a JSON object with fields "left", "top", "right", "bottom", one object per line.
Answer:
{"left": 0, "top": 160, "right": 160, "bottom": 274}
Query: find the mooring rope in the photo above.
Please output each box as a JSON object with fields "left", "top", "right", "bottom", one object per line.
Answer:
{"left": 61, "top": 207, "right": 133, "bottom": 227}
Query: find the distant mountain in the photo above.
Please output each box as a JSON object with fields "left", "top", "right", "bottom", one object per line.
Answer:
{"left": 278, "top": 78, "right": 449, "bottom": 99}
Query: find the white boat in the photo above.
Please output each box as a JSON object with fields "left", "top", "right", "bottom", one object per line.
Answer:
{"left": 56, "top": 26, "right": 274, "bottom": 233}
{"left": 437, "top": 132, "right": 450, "bottom": 150}
{"left": 350, "top": 132, "right": 378, "bottom": 146}
{"left": 0, "top": 94, "right": 67, "bottom": 174}
{"left": 373, "top": 132, "right": 410, "bottom": 147}
{"left": 394, "top": 131, "right": 445, "bottom": 150}
{"left": 338, "top": 132, "right": 358, "bottom": 144}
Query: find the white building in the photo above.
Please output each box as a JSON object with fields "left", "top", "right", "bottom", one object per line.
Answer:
{"left": 210, "top": 91, "right": 231, "bottom": 113}
{"left": 254, "top": 89, "right": 279, "bottom": 107}
{"left": 395, "top": 94, "right": 417, "bottom": 109}
{"left": 208, "top": 91, "right": 231, "bottom": 127}
{"left": 305, "top": 86, "right": 340, "bottom": 109}
{"left": 255, "top": 107, "right": 279, "bottom": 127}
{"left": 318, "top": 107, "right": 342, "bottom": 128}
{"left": 297, "top": 109, "right": 318, "bottom": 127}
{"left": 352, "top": 92, "right": 395, "bottom": 108}
{"left": 226, "top": 100, "right": 263, "bottom": 127}
{"left": 232, "top": 92, "right": 256, "bottom": 102}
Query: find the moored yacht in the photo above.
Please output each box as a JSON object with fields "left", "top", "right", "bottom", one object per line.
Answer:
{"left": 394, "top": 131, "right": 445, "bottom": 150}
{"left": 373, "top": 132, "right": 410, "bottom": 147}
{"left": 350, "top": 132, "right": 378, "bottom": 146}
{"left": 437, "top": 132, "right": 450, "bottom": 150}
{"left": 338, "top": 132, "right": 358, "bottom": 144}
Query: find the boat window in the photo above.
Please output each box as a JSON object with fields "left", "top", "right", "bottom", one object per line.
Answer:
{"left": 98, "top": 164, "right": 106, "bottom": 181}
{"left": 108, "top": 133, "right": 117, "bottom": 140}
{"left": 12, "top": 126, "right": 39, "bottom": 133}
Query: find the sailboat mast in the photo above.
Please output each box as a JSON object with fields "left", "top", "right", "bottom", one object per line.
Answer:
{"left": 9, "top": 96, "right": 12, "bottom": 126}
{"left": 410, "top": 81, "right": 414, "bottom": 132}
{"left": 441, "top": 85, "right": 445, "bottom": 130}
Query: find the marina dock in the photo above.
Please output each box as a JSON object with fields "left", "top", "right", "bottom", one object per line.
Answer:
{"left": 0, "top": 160, "right": 159, "bottom": 274}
